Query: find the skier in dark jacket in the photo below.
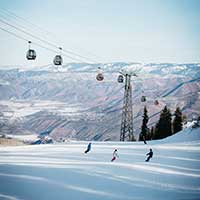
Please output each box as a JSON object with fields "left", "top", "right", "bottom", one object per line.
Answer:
{"left": 145, "top": 148, "right": 153, "bottom": 162}
{"left": 84, "top": 142, "right": 92, "bottom": 154}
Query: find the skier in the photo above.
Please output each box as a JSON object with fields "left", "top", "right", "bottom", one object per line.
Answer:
{"left": 145, "top": 148, "right": 153, "bottom": 162}
{"left": 84, "top": 142, "right": 92, "bottom": 154}
{"left": 142, "top": 135, "right": 147, "bottom": 144}
{"left": 111, "top": 149, "right": 119, "bottom": 162}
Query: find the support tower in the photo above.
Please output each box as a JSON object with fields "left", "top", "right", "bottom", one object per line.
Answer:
{"left": 120, "top": 74, "right": 135, "bottom": 141}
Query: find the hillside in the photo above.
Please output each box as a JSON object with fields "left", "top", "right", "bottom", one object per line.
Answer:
{"left": 0, "top": 127, "right": 199, "bottom": 200}
{"left": 0, "top": 63, "right": 200, "bottom": 140}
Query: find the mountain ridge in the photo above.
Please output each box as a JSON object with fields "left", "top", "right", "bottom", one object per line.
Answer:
{"left": 0, "top": 62, "right": 199, "bottom": 140}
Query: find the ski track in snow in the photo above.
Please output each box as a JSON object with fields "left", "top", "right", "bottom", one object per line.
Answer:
{"left": 0, "top": 141, "right": 200, "bottom": 200}
{"left": 0, "top": 193, "right": 22, "bottom": 200}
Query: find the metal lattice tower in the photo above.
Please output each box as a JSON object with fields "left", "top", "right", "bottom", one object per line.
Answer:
{"left": 120, "top": 74, "right": 135, "bottom": 141}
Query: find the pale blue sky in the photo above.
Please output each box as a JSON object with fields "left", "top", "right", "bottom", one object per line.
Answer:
{"left": 0, "top": 0, "right": 199, "bottom": 65}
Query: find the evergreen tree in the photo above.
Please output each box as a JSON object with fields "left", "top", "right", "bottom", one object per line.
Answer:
{"left": 139, "top": 106, "right": 149, "bottom": 141}
{"left": 153, "top": 106, "right": 172, "bottom": 140}
{"left": 153, "top": 123, "right": 159, "bottom": 139}
{"left": 147, "top": 126, "right": 154, "bottom": 140}
{"left": 173, "top": 107, "right": 183, "bottom": 134}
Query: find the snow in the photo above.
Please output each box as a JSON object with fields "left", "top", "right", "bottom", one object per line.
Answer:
{"left": 151, "top": 124, "right": 200, "bottom": 144}
{"left": 1, "top": 62, "right": 199, "bottom": 78}
{"left": 6, "top": 134, "right": 38, "bottom": 143}
{"left": 0, "top": 127, "right": 200, "bottom": 200}
{"left": 0, "top": 100, "right": 85, "bottom": 118}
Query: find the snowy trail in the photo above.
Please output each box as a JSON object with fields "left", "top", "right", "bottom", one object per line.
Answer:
{"left": 0, "top": 139, "right": 200, "bottom": 200}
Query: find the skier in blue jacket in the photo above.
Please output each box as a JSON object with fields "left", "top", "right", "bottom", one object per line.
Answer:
{"left": 84, "top": 142, "right": 92, "bottom": 154}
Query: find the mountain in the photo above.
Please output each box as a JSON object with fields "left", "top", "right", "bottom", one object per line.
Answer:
{"left": 0, "top": 62, "right": 199, "bottom": 140}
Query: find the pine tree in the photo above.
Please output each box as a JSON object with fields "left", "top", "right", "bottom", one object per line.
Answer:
{"left": 153, "top": 106, "right": 172, "bottom": 140}
{"left": 148, "top": 126, "right": 154, "bottom": 140}
{"left": 153, "top": 123, "right": 159, "bottom": 139}
{"left": 173, "top": 107, "right": 183, "bottom": 134}
{"left": 139, "top": 106, "right": 149, "bottom": 141}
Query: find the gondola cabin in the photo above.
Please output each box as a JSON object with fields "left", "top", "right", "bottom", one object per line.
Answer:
{"left": 96, "top": 73, "right": 104, "bottom": 81}
{"left": 26, "top": 49, "right": 36, "bottom": 60}
{"left": 154, "top": 100, "right": 159, "bottom": 105}
{"left": 141, "top": 96, "right": 146, "bottom": 102}
{"left": 118, "top": 75, "right": 124, "bottom": 83}
{"left": 53, "top": 55, "right": 63, "bottom": 65}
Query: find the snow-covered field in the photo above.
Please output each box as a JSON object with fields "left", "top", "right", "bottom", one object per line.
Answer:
{"left": 0, "top": 100, "right": 85, "bottom": 118}
{"left": 0, "top": 128, "right": 200, "bottom": 200}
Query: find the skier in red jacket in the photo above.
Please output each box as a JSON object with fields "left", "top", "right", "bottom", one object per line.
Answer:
{"left": 111, "top": 149, "right": 119, "bottom": 162}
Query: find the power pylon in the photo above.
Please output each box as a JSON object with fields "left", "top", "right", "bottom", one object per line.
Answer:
{"left": 120, "top": 72, "right": 136, "bottom": 141}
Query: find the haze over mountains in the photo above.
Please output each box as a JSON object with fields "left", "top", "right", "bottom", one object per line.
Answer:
{"left": 0, "top": 62, "right": 199, "bottom": 141}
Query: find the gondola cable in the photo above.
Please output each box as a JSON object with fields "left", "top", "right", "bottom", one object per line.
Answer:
{"left": 0, "top": 26, "right": 85, "bottom": 63}
{"left": 0, "top": 18, "right": 96, "bottom": 63}
{"left": 0, "top": 7, "right": 101, "bottom": 63}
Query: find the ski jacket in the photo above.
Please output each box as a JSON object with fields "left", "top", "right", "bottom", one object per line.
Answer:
{"left": 113, "top": 151, "right": 119, "bottom": 158}
{"left": 146, "top": 151, "right": 153, "bottom": 157}
{"left": 87, "top": 143, "right": 91, "bottom": 150}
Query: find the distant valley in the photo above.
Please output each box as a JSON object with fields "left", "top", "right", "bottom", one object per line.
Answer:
{"left": 0, "top": 62, "right": 199, "bottom": 141}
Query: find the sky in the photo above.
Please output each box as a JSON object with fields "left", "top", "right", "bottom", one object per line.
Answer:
{"left": 0, "top": 0, "right": 199, "bottom": 66}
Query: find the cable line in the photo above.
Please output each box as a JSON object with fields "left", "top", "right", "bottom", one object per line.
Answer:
{"left": 0, "top": 7, "right": 101, "bottom": 62}
{"left": 0, "top": 17, "right": 96, "bottom": 63}
{"left": 0, "top": 7, "right": 55, "bottom": 37}
{"left": 0, "top": 26, "right": 29, "bottom": 42}
{"left": 0, "top": 26, "right": 85, "bottom": 62}
{"left": 0, "top": 18, "right": 59, "bottom": 47}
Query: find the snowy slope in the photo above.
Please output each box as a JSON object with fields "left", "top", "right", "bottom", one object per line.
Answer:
{"left": 163, "top": 128, "right": 200, "bottom": 143}
{"left": 0, "top": 127, "right": 200, "bottom": 200}
{"left": 151, "top": 125, "right": 200, "bottom": 144}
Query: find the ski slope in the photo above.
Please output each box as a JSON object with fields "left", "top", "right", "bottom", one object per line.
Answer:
{"left": 0, "top": 128, "right": 200, "bottom": 200}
